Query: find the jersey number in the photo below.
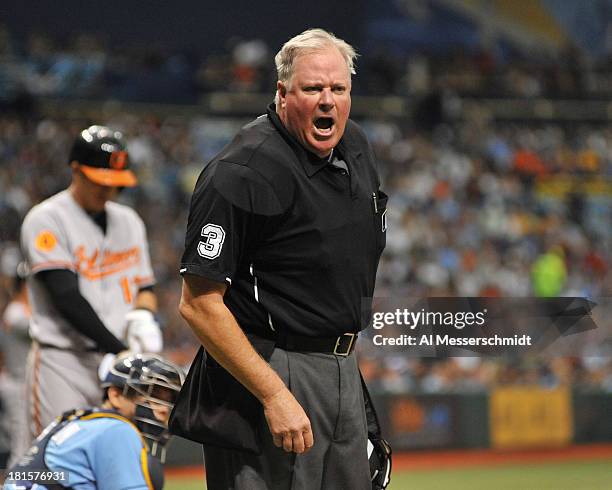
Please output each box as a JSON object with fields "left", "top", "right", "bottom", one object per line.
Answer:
{"left": 198, "top": 224, "right": 226, "bottom": 260}
{"left": 119, "top": 276, "right": 133, "bottom": 304}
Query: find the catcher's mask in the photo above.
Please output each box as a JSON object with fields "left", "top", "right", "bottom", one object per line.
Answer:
{"left": 102, "top": 353, "right": 185, "bottom": 461}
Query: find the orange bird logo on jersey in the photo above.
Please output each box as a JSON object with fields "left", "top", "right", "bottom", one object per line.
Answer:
{"left": 109, "top": 151, "right": 129, "bottom": 170}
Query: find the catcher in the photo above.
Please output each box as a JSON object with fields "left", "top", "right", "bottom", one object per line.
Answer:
{"left": 4, "top": 352, "right": 184, "bottom": 490}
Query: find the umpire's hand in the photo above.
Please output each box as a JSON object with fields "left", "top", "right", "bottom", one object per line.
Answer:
{"left": 262, "top": 387, "right": 314, "bottom": 454}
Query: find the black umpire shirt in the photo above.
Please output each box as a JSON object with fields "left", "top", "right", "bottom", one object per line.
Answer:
{"left": 180, "top": 104, "right": 387, "bottom": 339}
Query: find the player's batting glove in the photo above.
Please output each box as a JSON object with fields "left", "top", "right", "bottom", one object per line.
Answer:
{"left": 125, "top": 309, "right": 163, "bottom": 353}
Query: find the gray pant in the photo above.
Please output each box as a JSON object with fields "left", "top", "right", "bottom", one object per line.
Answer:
{"left": 204, "top": 349, "right": 370, "bottom": 490}
{"left": 18, "top": 344, "right": 103, "bottom": 454}
{"left": 3, "top": 376, "right": 29, "bottom": 468}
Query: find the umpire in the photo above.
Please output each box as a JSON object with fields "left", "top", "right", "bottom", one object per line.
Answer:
{"left": 175, "top": 28, "right": 390, "bottom": 490}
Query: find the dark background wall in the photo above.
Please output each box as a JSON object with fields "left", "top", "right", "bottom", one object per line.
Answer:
{"left": 1, "top": 0, "right": 367, "bottom": 54}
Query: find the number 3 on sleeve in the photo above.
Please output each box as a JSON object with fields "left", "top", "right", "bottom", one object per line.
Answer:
{"left": 197, "top": 224, "right": 226, "bottom": 260}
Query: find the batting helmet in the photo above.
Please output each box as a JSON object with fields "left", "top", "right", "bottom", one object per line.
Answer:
{"left": 69, "top": 125, "right": 137, "bottom": 187}
{"left": 102, "top": 353, "right": 185, "bottom": 458}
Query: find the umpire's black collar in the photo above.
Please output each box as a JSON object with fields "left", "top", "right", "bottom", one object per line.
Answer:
{"left": 266, "top": 103, "right": 362, "bottom": 178}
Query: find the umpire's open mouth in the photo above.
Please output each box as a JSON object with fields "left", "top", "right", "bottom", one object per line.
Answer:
{"left": 313, "top": 117, "right": 334, "bottom": 136}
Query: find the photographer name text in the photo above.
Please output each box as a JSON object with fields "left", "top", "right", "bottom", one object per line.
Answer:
{"left": 371, "top": 308, "right": 532, "bottom": 347}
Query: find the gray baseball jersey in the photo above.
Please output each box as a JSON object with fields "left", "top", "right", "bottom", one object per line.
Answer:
{"left": 20, "top": 189, "right": 155, "bottom": 349}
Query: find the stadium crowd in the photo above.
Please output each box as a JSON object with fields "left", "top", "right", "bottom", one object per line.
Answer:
{"left": 1, "top": 27, "right": 611, "bottom": 106}
{"left": 1, "top": 110, "right": 610, "bottom": 392}
{"left": 1, "top": 27, "right": 611, "bottom": 402}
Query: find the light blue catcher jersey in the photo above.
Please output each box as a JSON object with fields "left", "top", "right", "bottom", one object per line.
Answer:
{"left": 4, "top": 410, "right": 155, "bottom": 490}
{"left": 45, "top": 415, "right": 152, "bottom": 490}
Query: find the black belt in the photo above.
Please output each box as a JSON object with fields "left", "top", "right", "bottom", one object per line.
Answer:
{"left": 276, "top": 332, "right": 358, "bottom": 356}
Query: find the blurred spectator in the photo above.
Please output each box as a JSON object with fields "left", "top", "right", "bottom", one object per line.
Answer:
{"left": 531, "top": 246, "right": 567, "bottom": 297}
{"left": 1, "top": 26, "right": 612, "bottom": 103}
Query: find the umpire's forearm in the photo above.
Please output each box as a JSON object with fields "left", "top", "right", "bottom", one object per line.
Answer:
{"left": 178, "top": 275, "right": 286, "bottom": 403}
{"left": 179, "top": 274, "right": 314, "bottom": 454}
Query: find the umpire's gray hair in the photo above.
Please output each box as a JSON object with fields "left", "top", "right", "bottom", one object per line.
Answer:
{"left": 274, "top": 28, "right": 357, "bottom": 102}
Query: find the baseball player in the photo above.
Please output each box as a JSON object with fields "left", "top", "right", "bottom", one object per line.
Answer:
{"left": 4, "top": 352, "right": 184, "bottom": 490}
{"left": 18, "top": 125, "right": 163, "bottom": 452}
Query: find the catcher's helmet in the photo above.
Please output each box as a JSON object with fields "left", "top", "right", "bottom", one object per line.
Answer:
{"left": 69, "top": 125, "right": 137, "bottom": 187}
{"left": 102, "top": 353, "right": 185, "bottom": 459}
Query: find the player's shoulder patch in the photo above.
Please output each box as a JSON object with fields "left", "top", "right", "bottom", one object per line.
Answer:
{"left": 35, "top": 230, "right": 58, "bottom": 252}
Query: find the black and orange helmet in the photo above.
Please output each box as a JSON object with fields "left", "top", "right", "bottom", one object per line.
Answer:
{"left": 69, "top": 125, "right": 137, "bottom": 187}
